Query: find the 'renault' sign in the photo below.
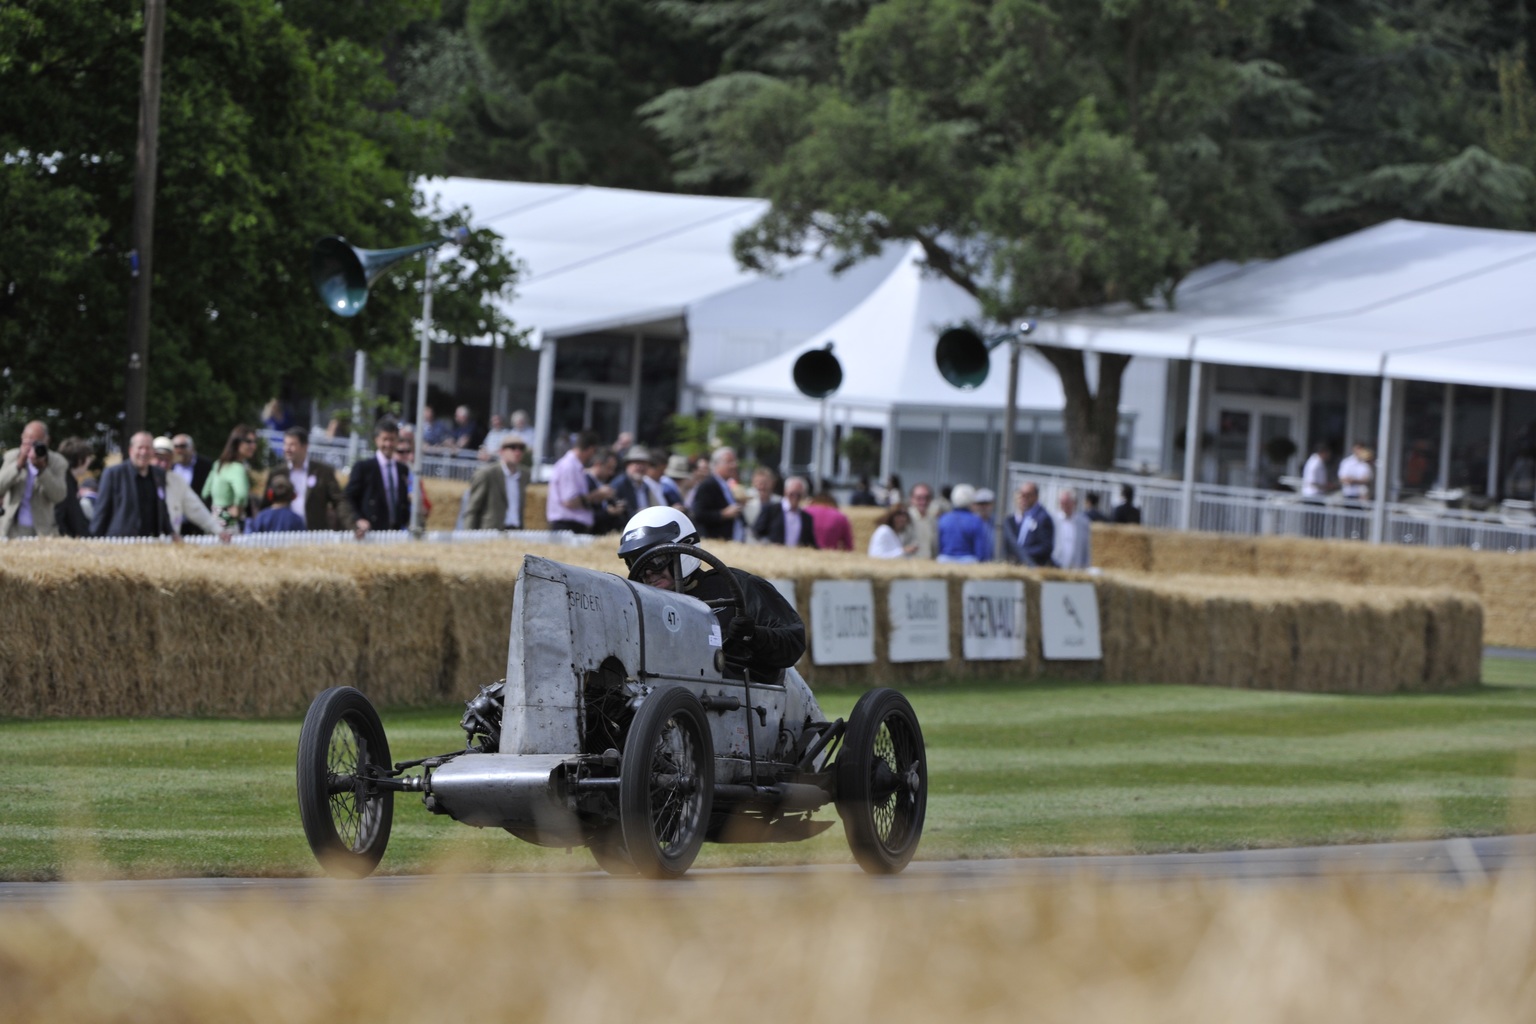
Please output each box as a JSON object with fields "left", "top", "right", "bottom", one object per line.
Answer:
{"left": 810, "top": 579, "right": 876, "bottom": 665}
{"left": 887, "top": 579, "right": 950, "bottom": 663}
{"left": 961, "top": 579, "right": 1026, "bottom": 660}
{"left": 1039, "top": 581, "right": 1102, "bottom": 660}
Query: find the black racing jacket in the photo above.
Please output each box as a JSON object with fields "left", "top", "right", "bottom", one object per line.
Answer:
{"left": 684, "top": 566, "right": 806, "bottom": 677}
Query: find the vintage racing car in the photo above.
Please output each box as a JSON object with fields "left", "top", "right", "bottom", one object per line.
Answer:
{"left": 296, "top": 545, "right": 928, "bottom": 879}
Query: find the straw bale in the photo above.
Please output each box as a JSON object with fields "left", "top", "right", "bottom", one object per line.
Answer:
{"left": 0, "top": 533, "right": 1485, "bottom": 718}
{"left": 1091, "top": 524, "right": 1153, "bottom": 571}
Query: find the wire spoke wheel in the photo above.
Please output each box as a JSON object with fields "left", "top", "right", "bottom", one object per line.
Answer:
{"left": 619, "top": 684, "right": 713, "bottom": 879}
{"left": 836, "top": 688, "right": 926, "bottom": 874}
{"left": 297, "top": 686, "right": 394, "bottom": 878}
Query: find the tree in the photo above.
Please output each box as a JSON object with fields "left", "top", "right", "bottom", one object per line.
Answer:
{"left": 0, "top": 0, "right": 519, "bottom": 447}
{"left": 650, "top": 0, "right": 1536, "bottom": 468}
{"left": 392, "top": 0, "right": 722, "bottom": 189}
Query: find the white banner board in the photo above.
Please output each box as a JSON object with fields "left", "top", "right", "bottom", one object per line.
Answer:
{"left": 768, "top": 578, "right": 797, "bottom": 612}
{"left": 961, "top": 580, "right": 1026, "bottom": 661}
{"left": 887, "top": 579, "right": 951, "bottom": 663}
{"left": 1040, "top": 582, "right": 1102, "bottom": 660}
{"left": 810, "top": 579, "right": 876, "bottom": 665}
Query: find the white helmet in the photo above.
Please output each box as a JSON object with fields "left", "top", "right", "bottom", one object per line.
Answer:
{"left": 617, "top": 506, "right": 702, "bottom": 580}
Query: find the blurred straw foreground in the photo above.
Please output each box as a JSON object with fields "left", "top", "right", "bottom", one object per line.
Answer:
{"left": 3, "top": 870, "right": 1536, "bottom": 1023}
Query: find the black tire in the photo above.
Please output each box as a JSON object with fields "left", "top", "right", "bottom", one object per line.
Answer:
{"left": 297, "top": 686, "right": 394, "bottom": 878}
{"left": 588, "top": 828, "right": 638, "bottom": 876}
{"left": 619, "top": 684, "right": 714, "bottom": 879}
{"left": 836, "top": 687, "right": 927, "bottom": 874}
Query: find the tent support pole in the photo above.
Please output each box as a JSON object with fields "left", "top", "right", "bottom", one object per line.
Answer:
{"left": 533, "top": 338, "right": 556, "bottom": 468}
{"left": 1180, "top": 360, "right": 1203, "bottom": 531}
{"left": 1371, "top": 375, "right": 1395, "bottom": 544}
{"left": 995, "top": 339, "right": 1022, "bottom": 553}
{"left": 1489, "top": 388, "right": 1505, "bottom": 498}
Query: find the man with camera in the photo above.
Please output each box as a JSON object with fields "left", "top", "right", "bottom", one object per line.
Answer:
{"left": 0, "top": 421, "right": 69, "bottom": 538}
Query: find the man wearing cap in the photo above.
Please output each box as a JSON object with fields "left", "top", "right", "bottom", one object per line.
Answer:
{"left": 268, "top": 427, "right": 353, "bottom": 531}
{"left": 168, "top": 434, "right": 214, "bottom": 524}
{"left": 466, "top": 433, "right": 529, "bottom": 530}
{"left": 649, "top": 451, "right": 687, "bottom": 510}
{"left": 151, "top": 436, "right": 230, "bottom": 541}
{"left": 936, "top": 483, "right": 993, "bottom": 563}
{"left": 612, "top": 445, "right": 663, "bottom": 515}
{"left": 0, "top": 420, "right": 68, "bottom": 538}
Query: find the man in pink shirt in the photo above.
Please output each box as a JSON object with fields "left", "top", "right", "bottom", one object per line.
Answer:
{"left": 546, "top": 430, "right": 613, "bottom": 533}
{"left": 804, "top": 487, "right": 853, "bottom": 551}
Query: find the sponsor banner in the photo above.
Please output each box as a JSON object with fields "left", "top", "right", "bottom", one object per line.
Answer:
{"left": 888, "top": 579, "right": 951, "bottom": 663}
{"left": 810, "top": 579, "right": 876, "bottom": 665}
{"left": 1040, "top": 581, "right": 1102, "bottom": 660}
{"left": 961, "top": 579, "right": 1026, "bottom": 661}
{"left": 769, "top": 578, "right": 797, "bottom": 612}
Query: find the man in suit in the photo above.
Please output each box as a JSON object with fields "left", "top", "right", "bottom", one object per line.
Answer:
{"left": 1013, "top": 481, "right": 1055, "bottom": 567}
{"left": 344, "top": 419, "right": 411, "bottom": 538}
{"left": 690, "top": 446, "right": 744, "bottom": 541}
{"left": 91, "top": 431, "right": 174, "bottom": 538}
{"left": 168, "top": 433, "right": 214, "bottom": 533}
{"left": 611, "top": 446, "right": 663, "bottom": 517}
{"left": 465, "top": 434, "right": 529, "bottom": 530}
{"left": 753, "top": 474, "right": 817, "bottom": 547}
{"left": 270, "top": 427, "right": 354, "bottom": 532}
{"left": 0, "top": 420, "right": 69, "bottom": 538}
{"left": 152, "top": 436, "right": 229, "bottom": 541}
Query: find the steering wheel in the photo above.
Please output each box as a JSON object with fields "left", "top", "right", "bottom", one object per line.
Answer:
{"left": 626, "top": 542, "right": 748, "bottom": 614}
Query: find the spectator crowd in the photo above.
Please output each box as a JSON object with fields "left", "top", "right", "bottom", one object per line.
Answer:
{"left": 3, "top": 414, "right": 1128, "bottom": 572}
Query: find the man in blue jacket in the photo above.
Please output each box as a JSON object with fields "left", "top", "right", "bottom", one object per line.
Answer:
{"left": 1013, "top": 481, "right": 1056, "bottom": 567}
{"left": 936, "top": 484, "right": 993, "bottom": 563}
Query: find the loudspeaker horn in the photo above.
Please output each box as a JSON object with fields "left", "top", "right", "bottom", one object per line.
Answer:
{"left": 792, "top": 342, "right": 843, "bottom": 399}
{"left": 934, "top": 319, "right": 1037, "bottom": 389}
{"left": 311, "top": 228, "right": 469, "bottom": 317}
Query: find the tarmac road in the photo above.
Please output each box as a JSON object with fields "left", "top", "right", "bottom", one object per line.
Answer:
{"left": 2, "top": 835, "right": 1532, "bottom": 907}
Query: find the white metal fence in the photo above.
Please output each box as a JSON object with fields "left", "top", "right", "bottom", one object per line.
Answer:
{"left": 259, "top": 429, "right": 490, "bottom": 481}
{"left": 1007, "top": 462, "right": 1536, "bottom": 554}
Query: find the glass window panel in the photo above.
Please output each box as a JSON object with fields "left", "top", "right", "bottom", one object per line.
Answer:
{"left": 555, "top": 334, "right": 633, "bottom": 384}
{"left": 1449, "top": 385, "right": 1493, "bottom": 494}
{"left": 945, "top": 430, "right": 990, "bottom": 488}
{"left": 1399, "top": 380, "right": 1443, "bottom": 493}
{"left": 1214, "top": 365, "right": 1302, "bottom": 398}
{"left": 1500, "top": 388, "right": 1536, "bottom": 500}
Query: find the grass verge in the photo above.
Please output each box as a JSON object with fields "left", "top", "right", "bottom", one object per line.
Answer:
{"left": 3, "top": 658, "right": 1536, "bottom": 880}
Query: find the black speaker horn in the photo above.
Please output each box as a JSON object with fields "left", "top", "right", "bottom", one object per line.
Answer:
{"left": 792, "top": 342, "right": 843, "bottom": 399}
{"left": 311, "top": 228, "right": 469, "bottom": 318}
{"left": 934, "top": 319, "right": 1037, "bottom": 390}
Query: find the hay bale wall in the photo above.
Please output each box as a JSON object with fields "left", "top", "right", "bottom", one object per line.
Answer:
{"left": 0, "top": 537, "right": 1481, "bottom": 718}
{"left": 1093, "top": 525, "right": 1530, "bottom": 648}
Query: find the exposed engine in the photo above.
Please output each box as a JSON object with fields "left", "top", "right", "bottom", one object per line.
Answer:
{"left": 460, "top": 679, "right": 506, "bottom": 752}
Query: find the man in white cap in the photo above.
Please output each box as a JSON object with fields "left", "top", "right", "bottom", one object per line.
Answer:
{"left": 935, "top": 484, "right": 993, "bottom": 562}
{"left": 152, "top": 436, "right": 230, "bottom": 541}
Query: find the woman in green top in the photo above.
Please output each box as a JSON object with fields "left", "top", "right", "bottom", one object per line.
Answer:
{"left": 202, "top": 424, "right": 256, "bottom": 528}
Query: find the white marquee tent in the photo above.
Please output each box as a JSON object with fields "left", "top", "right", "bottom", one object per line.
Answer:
{"left": 1032, "top": 219, "right": 1536, "bottom": 388}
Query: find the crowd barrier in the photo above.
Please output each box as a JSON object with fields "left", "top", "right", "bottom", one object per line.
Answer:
{"left": 0, "top": 539, "right": 1481, "bottom": 718}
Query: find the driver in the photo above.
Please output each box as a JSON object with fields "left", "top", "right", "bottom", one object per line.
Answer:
{"left": 618, "top": 506, "right": 823, "bottom": 724}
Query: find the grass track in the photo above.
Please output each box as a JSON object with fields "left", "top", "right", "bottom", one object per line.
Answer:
{"left": 3, "top": 658, "right": 1535, "bottom": 879}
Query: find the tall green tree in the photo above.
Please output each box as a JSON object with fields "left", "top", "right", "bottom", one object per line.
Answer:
{"left": 654, "top": 0, "right": 1317, "bottom": 467}
{"left": 650, "top": 0, "right": 1536, "bottom": 468}
{"left": 394, "top": 0, "right": 720, "bottom": 189}
{"left": 1, "top": 0, "right": 519, "bottom": 447}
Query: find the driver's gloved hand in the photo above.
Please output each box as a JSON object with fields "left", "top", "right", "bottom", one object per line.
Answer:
{"left": 725, "top": 615, "right": 756, "bottom": 658}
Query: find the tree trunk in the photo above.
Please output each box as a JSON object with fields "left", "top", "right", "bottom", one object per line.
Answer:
{"left": 1034, "top": 347, "right": 1132, "bottom": 470}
